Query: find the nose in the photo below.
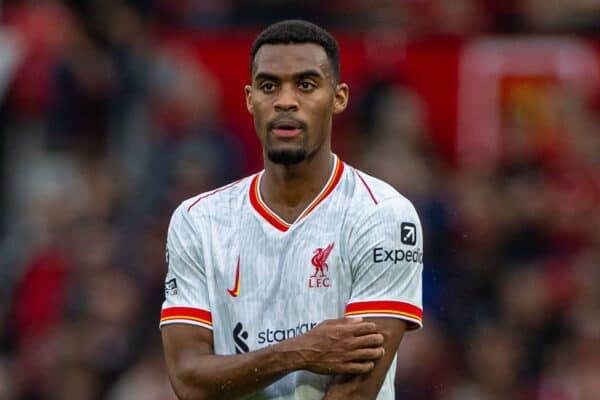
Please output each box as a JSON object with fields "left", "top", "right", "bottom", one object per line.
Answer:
{"left": 274, "top": 83, "right": 299, "bottom": 112}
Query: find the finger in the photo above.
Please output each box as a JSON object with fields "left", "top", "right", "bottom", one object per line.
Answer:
{"left": 338, "top": 361, "right": 375, "bottom": 375}
{"left": 346, "top": 347, "right": 385, "bottom": 362}
{"left": 350, "top": 333, "right": 384, "bottom": 348}
{"left": 346, "top": 322, "right": 378, "bottom": 336}
{"left": 343, "top": 317, "right": 363, "bottom": 323}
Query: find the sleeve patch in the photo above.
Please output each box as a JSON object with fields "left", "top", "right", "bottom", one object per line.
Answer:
{"left": 164, "top": 278, "right": 178, "bottom": 296}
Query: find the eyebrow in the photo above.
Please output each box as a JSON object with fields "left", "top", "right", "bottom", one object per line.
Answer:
{"left": 254, "top": 72, "right": 279, "bottom": 82}
{"left": 295, "top": 69, "right": 325, "bottom": 80}
{"left": 254, "top": 69, "right": 325, "bottom": 82}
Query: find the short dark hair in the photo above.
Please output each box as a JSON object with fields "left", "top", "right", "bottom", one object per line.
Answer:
{"left": 250, "top": 20, "right": 340, "bottom": 83}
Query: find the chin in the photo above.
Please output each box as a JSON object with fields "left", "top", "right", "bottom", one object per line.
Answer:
{"left": 267, "top": 149, "right": 307, "bottom": 166}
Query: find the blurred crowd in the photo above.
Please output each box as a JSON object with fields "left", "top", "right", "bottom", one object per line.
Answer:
{"left": 0, "top": 1, "right": 599, "bottom": 400}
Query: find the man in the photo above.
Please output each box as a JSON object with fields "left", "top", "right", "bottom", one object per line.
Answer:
{"left": 160, "top": 20, "right": 423, "bottom": 400}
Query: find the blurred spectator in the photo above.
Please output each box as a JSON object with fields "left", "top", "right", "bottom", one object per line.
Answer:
{"left": 395, "top": 317, "right": 458, "bottom": 400}
{"left": 429, "top": 0, "right": 489, "bottom": 36}
{"left": 520, "top": 0, "right": 600, "bottom": 33}
{"left": 357, "top": 79, "right": 435, "bottom": 200}
{"left": 138, "top": 41, "right": 245, "bottom": 213}
{"left": 46, "top": 11, "right": 117, "bottom": 158}
{"left": 154, "top": 0, "right": 234, "bottom": 27}
{"left": 107, "top": 347, "right": 177, "bottom": 400}
{"left": 0, "top": 356, "right": 13, "bottom": 399}
{"left": 443, "top": 323, "right": 524, "bottom": 400}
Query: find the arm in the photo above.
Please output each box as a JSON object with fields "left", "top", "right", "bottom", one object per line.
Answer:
{"left": 162, "top": 317, "right": 386, "bottom": 400}
{"left": 323, "top": 318, "right": 407, "bottom": 400}
{"left": 325, "top": 195, "right": 424, "bottom": 399}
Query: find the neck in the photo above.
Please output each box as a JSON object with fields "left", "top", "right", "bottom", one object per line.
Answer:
{"left": 260, "top": 148, "right": 334, "bottom": 222}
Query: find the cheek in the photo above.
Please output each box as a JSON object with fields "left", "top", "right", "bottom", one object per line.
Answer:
{"left": 252, "top": 103, "right": 269, "bottom": 129}
{"left": 311, "top": 102, "right": 333, "bottom": 130}
{"left": 254, "top": 115, "right": 268, "bottom": 142}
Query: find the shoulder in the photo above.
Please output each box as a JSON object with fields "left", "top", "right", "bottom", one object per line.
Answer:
{"left": 345, "top": 165, "right": 419, "bottom": 222}
{"left": 169, "top": 174, "right": 255, "bottom": 231}
{"left": 181, "top": 174, "right": 255, "bottom": 216}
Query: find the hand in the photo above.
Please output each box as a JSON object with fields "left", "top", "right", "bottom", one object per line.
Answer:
{"left": 290, "top": 317, "right": 384, "bottom": 375}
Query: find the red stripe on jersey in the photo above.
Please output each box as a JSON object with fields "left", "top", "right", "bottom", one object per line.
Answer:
{"left": 249, "top": 157, "right": 345, "bottom": 232}
{"left": 187, "top": 179, "right": 243, "bottom": 212}
{"left": 160, "top": 307, "right": 213, "bottom": 326}
{"left": 249, "top": 174, "right": 290, "bottom": 232}
{"left": 299, "top": 159, "right": 345, "bottom": 219}
{"left": 345, "top": 300, "right": 422, "bottom": 327}
{"left": 354, "top": 170, "right": 378, "bottom": 205}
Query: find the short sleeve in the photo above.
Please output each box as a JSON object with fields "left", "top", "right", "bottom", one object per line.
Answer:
{"left": 345, "top": 197, "right": 423, "bottom": 330}
{"left": 159, "top": 204, "right": 212, "bottom": 330}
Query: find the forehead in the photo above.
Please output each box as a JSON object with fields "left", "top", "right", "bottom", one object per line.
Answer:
{"left": 252, "top": 43, "right": 330, "bottom": 78}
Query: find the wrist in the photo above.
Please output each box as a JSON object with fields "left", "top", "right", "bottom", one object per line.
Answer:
{"left": 324, "top": 380, "right": 364, "bottom": 400}
{"left": 271, "top": 335, "right": 309, "bottom": 372}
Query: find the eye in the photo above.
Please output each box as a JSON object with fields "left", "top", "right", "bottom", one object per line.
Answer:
{"left": 299, "top": 81, "right": 316, "bottom": 91}
{"left": 260, "top": 82, "right": 277, "bottom": 93}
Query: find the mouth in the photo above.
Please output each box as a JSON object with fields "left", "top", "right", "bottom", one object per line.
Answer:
{"left": 269, "top": 119, "right": 305, "bottom": 139}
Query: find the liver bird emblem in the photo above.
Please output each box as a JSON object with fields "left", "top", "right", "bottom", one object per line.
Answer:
{"left": 311, "top": 243, "right": 334, "bottom": 278}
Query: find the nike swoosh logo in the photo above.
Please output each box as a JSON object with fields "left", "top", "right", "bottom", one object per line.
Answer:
{"left": 227, "top": 256, "right": 241, "bottom": 297}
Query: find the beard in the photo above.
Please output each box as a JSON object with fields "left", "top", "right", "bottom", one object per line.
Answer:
{"left": 267, "top": 148, "right": 308, "bottom": 165}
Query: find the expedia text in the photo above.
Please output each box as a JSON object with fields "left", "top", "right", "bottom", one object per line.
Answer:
{"left": 373, "top": 247, "right": 423, "bottom": 264}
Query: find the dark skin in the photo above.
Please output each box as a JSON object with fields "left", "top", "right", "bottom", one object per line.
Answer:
{"left": 245, "top": 43, "right": 346, "bottom": 223}
{"left": 161, "top": 43, "right": 408, "bottom": 400}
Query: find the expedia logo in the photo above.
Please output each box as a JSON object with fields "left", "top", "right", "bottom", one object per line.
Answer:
{"left": 232, "top": 321, "right": 318, "bottom": 352}
{"left": 233, "top": 322, "right": 249, "bottom": 353}
{"left": 373, "top": 247, "right": 423, "bottom": 264}
{"left": 401, "top": 222, "right": 417, "bottom": 246}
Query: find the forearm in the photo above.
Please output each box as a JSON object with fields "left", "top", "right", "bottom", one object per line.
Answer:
{"left": 324, "top": 318, "right": 407, "bottom": 400}
{"left": 323, "top": 374, "right": 372, "bottom": 400}
{"left": 167, "top": 337, "right": 305, "bottom": 400}
{"left": 163, "top": 318, "right": 386, "bottom": 399}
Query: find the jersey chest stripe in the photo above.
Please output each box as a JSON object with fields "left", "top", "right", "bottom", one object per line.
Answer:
{"left": 188, "top": 179, "right": 244, "bottom": 212}
{"left": 354, "top": 169, "right": 378, "bottom": 205}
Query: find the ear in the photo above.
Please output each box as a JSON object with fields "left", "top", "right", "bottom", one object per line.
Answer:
{"left": 333, "top": 83, "right": 349, "bottom": 115}
{"left": 244, "top": 85, "right": 253, "bottom": 114}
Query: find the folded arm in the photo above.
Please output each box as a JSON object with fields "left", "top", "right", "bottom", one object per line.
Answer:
{"left": 161, "top": 317, "right": 385, "bottom": 400}
{"left": 324, "top": 318, "right": 407, "bottom": 400}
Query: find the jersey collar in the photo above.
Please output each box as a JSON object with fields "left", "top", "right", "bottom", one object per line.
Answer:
{"left": 249, "top": 155, "right": 345, "bottom": 232}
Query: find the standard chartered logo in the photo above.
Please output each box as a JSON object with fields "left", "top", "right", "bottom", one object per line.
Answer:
{"left": 233, "top": 321, "right": 318, "bottom": 352}
{"left": 233, "top": 322, "right": 249, "bottom": 354}
{"left": 257, "top": 322, "right": 318, "bottom": 344}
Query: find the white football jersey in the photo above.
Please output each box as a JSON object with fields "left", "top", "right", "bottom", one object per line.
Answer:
{"left": 160, "top": 155, "right": 423, "bottom": 400}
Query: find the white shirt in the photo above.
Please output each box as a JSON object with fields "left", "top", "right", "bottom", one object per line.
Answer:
{"left": 160, "top": 155, "right": 423, "bottom": 400}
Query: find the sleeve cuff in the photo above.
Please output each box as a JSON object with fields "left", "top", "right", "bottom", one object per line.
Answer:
{"left": 159, "top": 306, "right": 213, "bottom": 330}
{"left": 345, "top": 300, "right": 423, "bottom": 330}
